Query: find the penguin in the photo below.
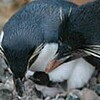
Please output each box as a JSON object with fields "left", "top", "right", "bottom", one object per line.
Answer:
{"left": 46, "top": 0, "right": 100, "bottom": 73}
{"left": 0, "top": 0, "right": 78, "bottom": 97}
{"left": 29, "top": 58, "right": 94, "bottom": 98}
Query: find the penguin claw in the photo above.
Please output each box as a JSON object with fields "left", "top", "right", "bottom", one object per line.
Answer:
{"left": 15, "top": 78, "right": 25, "bottom": 97}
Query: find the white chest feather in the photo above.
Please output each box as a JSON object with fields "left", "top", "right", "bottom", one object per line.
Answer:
{"left": 49, "top": 58, "right": 94, "bottom": 89}
{"left": 30, "top": 43, "right": 58, "bottom": 71}
{"left": 29, "top": 43, "right": 95, "bottom": 90}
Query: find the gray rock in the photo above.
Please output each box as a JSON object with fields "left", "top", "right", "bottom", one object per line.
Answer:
{"left": 66, "top": 90, "right": 81, "bottom": 100}
{"left": 82, "top": 88, "right": 99, "bottom": 100}
{"left": 66, "top": 95, "right": 80, "bottom": 100}
{"left": 52, "top": 98, "right": 65, "bottom": 100}
{"left": 0, "top": 89, "right": 13, "bottom": 100}
{"left": 0, "top": 77, "right": 14, "bottom": 91}
{"left": 0, "top": 58, "right": 8, "bottom": 76}
{"left": 95, "top": 84, "right": 100, "bottom": 95}
{"left": 89, "top": 77, "right": 97, "bottom": 86}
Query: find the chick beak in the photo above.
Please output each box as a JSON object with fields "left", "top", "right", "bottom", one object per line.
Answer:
{"left": 45, "top": 54, "right": 70, "bottom": 73}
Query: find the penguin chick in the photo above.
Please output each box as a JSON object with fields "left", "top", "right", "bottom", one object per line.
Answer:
{"left": 29, "top": 71, "right": 64, "bottom": 98}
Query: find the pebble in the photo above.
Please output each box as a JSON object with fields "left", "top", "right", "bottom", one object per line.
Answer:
{"left": 66, "top": 95, "right": 80, "bottom": 100}
{"left": 66, "top": 90, "right": 81, "bottom": 100}
{"left": 0, "top": 77, "right": 14, "bottom": 91}
{"left": 89, "top": 77, "right": 97, "bottom": 86}
{"left": 82, "top": 88, "right": 99, "bottom": 100}
{"left": 53, "top": 98, "right": 65, "bottom": 100}
{"left": 95, "top": 84, "right": 100, "bottom": 95}
{"left": 0, "top": 89, "right": 13, "bottom": 100}
{"left": 65, "top": 88, "right": 100, "bottom": 100}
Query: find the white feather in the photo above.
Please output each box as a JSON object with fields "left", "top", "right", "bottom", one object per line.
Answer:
{"left": 49, "top": 59, "right": 77, "bottom": 82}
{"left": 0, "top": 31, "right": 4, "bottom": 44}
{"left": 30, "top": 43, "right": 58, "bottom": 71}
{"left": 0, "top": 31, "right": 4, "bottom": 49}
{"left": 29, "top": 43, "right": 95, "bottom": 91}
{"left": 67, "top": 58, "right": 95, "bottom": 89}
{"left": 25, "top": 70, "right": 34, "bottom": 79}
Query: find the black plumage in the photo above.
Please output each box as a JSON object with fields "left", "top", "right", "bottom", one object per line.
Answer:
{"left": 1, "top": 0, "right": 100, "bottom": 97}
{"left": 1, "top": 0, "right": 77, "bottom": 96}
{"left": 46, "top": 0, "right": 100, "bottom": 72}
{"left": 29, "top": 71, "right": 50, "bottom": 86}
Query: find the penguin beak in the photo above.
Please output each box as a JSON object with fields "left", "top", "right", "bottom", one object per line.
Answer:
{"left": 45, "top": 54, "right": 71, "bottom": 73}
{"left": 14, "top": 78, "right": 25, "bottom": 97}
{"left": 45, "top": 50, "right": 88, "bottom": 73}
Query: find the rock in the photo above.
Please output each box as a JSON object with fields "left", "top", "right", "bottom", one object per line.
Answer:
{"left": 0, "top": 58, "right": 8, "bottom": 76}
{"left": 52, "top": 98, "right": 65, "bottom": 100}
{"left": 0, "top": 89, "right": 13, "bottom": 100}
{"left": 12, "top": 80, "right": 40, "bottom": 100}
{"left": 92, "top": 69, "right": 99, "bottom": 77}
{"left": 0, "top": 77, "right": 14, "bottom": 91}
{"left": 66, "top": 89, "right": 81, "bottom": 100}
{"left": 66, "top": 88, "right": 99, "bottom": 100}
{"left": 57, "top": 98, "right": 65, "bottom": 100}
{"left": 89, "top": 77, "right": 97, "bottom": 86}
{"left": 95, "top": 84, "right": 100, "bottom": 95}
{"left": 88, "top": 76, "right": 100, "bottom": 95}
{"left": 66, "top": 95, "right": 80, "bottom": 100}
{"left": 82, "top": 88, "right": 99, "bottom": 100}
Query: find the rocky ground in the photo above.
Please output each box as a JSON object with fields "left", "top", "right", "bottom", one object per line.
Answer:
{"left": 0, "top": 57, "right": 100, "bottom": 100}
{"left": 0, "top": 0, "right": 100, "bottom": 100}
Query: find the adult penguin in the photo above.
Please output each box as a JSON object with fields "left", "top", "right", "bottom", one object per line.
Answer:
{"left": 0, "top": 0, "right": 78, "bottom": 97}
{"left": 46, "top": 0, "right": 100, "bottom": 73}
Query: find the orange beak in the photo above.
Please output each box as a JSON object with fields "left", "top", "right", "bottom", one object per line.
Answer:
{"left": 45, "top": 50, "right": 88, "bottom": 73}
{"left": 45, "top": 55, "right": 71, "bottom": 73}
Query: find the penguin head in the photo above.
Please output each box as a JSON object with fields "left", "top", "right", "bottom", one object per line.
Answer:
{"left": 29, "top": 71, "right": 50, "bottom": 86}
{"left": 45, "top": 37, "right": 84, "bottom": 73}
